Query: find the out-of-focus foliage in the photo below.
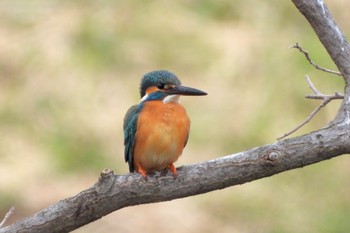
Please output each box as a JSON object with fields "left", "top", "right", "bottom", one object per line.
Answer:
{"left": 0, "top": 0, "right": 349, "bottom": 232}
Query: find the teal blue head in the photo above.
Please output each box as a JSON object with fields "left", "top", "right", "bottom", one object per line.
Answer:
{"left": 139, "top": 70, "right": 207, "bottom": 101}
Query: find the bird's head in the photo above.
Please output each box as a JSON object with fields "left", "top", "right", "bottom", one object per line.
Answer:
{"left": 139, "top": 70, "right": 207, "bottom": 103}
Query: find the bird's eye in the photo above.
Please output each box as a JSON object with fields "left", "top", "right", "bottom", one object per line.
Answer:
{"left": 157, "top": 83, "right": 165, "bottom": 89}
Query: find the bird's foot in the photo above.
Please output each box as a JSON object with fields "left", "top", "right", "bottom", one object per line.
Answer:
{"left": 169, "top": 164, "right": 177, "bottom": 179}
{"left": 137, "top": 166, "right": 148, "bottom": 181}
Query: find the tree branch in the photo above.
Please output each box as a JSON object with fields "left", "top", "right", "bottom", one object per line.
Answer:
{"left": 291, "top": 0, "right": 350, "bottom": 79}
{"left": 291, "top": 0, "right": 350, "bottom": 123}
{"left": 2, "top": 0, "right": 350, "bottom": 232}
{"left": 291, "top": 43, "right": 342, "bottom": 76}
{"left": 277, "top": 75, "right": 344, "bottom": 140}
{"left": 305, "top": 74, "right": 344, "bottom": 100}
{"left": 0, "top": 207, "right": 14, "bottom": 229}
{"left": 1, "top": 125, "right": 350, "bottom": 233}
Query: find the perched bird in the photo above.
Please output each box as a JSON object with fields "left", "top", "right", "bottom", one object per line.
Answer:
{"left": 123, "top": 70, "right": 207, "bottom": 177}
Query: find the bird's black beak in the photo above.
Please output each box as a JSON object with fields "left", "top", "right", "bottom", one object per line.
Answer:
{"left": 165, "top": 85, "right": 207, "bottom": 96}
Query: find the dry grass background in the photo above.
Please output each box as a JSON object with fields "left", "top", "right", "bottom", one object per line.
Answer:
{"left": 0, "top": 1, "right": 350, "bottom": 232}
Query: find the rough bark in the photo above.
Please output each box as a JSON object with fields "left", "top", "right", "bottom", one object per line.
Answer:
{"left": 2, "top": 0, "right": 350, "bottom": 232}
{"left": 2, "top": 125, "right": 350, "bottom": 233}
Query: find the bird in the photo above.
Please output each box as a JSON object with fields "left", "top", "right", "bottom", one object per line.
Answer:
{"left": 123, "top": 70, "right": 207, "bottom": 177}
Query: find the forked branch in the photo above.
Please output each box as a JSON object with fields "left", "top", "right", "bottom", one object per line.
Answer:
{"left": 305, "top": 75, "right": 344, "bottom": 100}
{"left": 277, "top": 75, "right": 344, "bottom": 140}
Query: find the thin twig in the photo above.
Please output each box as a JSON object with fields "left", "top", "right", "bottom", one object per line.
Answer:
{"left": 291, "top": 43, "right": 342, "bottom": 76}
{"left": 304, "top": 75, "right": 344, "bottom": 99}
{"left": 277, "top": 75, "right": 344, "bottom": 140}
{"left": 0, "top": 207, "right": 15, "bottom": 228}
{"left": 305, "top": 74, "right": 321, "bottom": 95}
{"left": 306, "top": 93, "right": 344, "bottom": 100}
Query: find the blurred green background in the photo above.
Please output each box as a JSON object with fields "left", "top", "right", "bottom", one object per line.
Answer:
{"left": 0, "top": 0, "right": 349, "bottom": 232}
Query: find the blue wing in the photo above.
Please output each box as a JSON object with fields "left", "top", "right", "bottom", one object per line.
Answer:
{"left": 123, "top": 104, "right": 140, "bottom": 172}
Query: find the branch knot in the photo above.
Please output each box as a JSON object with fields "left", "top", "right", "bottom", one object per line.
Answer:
{"left": 266, "top": 150, "right": 281, "bottom": 161}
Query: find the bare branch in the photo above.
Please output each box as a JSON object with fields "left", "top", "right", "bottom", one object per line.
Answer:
{"left": 0, "top": 207, "right": 15, "bottom": 228}
{"left": 291, "top": 0, "right": 350, "bottom": 124}
{"left": 291, "top": 43, "right": 342, "bottom": 76}
{"left": 304, "top": 75, "right": 344, "bottom": 100}
{"left": 277, "top": 75, "right": 344, "bottom": 140}
{"left": 305, "top": 74, "right": 321, "bottom": 95}
{"left": 1, "top": 126, "right": 350, "bottom": 233}
{"left": 306, "top": 92, "right": 344, "bottom": 100}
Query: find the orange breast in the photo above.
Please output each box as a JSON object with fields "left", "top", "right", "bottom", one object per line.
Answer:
{"left": 134, "top": 101, "right": 190, "bottom": 172}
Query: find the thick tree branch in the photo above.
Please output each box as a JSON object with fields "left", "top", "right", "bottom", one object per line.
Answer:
{"left": 1, "top": 125, "right": 350, "bottom": 233}
{"left": 2, "top": 0, "right": 350, "bottom": 232}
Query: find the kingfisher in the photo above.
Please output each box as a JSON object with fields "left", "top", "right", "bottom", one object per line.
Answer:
{"left": 123, "top": 70, "right": 207, "bottom": 177}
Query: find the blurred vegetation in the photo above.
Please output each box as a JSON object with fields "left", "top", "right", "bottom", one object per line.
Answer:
{"left": 0, "top": 0, "right": 349, "bottom": 232}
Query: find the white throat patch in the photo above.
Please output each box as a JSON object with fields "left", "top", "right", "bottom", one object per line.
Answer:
{"left": 139, "top": 93, "right": 180, "bottom": 103}
{"left": 163, "top": 95, "right": 180, "bottom": 103}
